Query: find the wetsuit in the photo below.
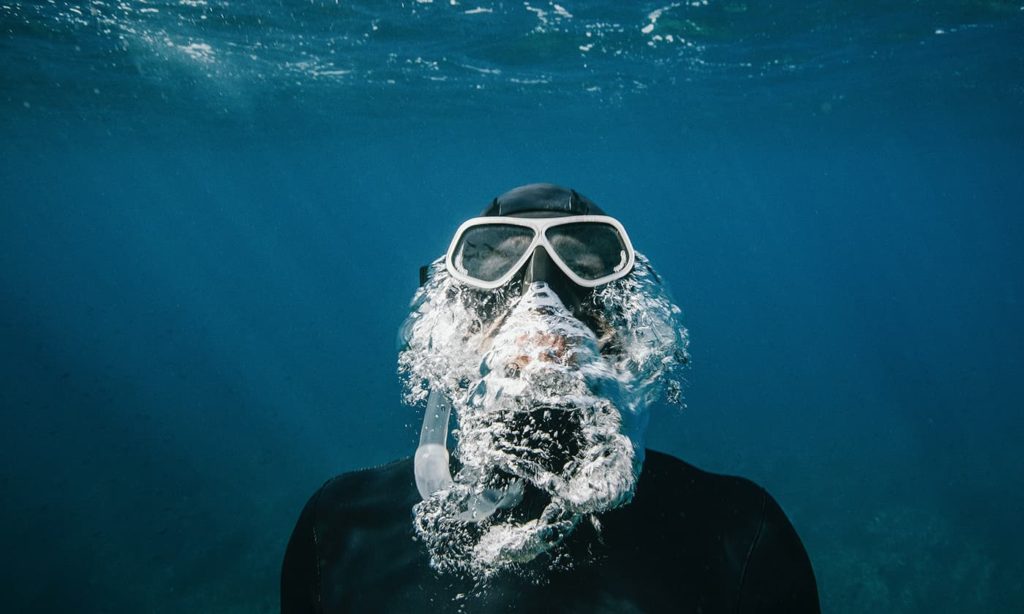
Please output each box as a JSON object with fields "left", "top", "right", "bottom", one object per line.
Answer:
{"left": 281, "top": 449, "right": 820, "bottom": 613}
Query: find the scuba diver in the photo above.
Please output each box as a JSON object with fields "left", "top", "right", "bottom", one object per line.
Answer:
{"left": 281, "top": 183, "right": 820, "bottom": 613}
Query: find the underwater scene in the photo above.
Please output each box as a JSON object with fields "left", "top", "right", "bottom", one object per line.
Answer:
{"left": 2, "top": 1, "right": 1023, "bottom": 612}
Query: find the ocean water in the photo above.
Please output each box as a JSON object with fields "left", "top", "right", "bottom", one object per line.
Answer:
{"left": 2, "top": 1, "right": 1023, "bottom": 612}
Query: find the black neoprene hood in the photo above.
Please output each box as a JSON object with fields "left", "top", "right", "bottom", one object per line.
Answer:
{"left": 482, "top": 183, "right": 606, "bottom": 217}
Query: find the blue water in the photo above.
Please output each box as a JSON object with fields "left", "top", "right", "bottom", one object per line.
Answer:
{"left": 2, "top": 1, "right": 1023, "bottom": 611}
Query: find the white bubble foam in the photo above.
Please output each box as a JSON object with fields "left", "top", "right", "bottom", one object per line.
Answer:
{"left": 400, "top": 254, "right": 688, "bottom": 579}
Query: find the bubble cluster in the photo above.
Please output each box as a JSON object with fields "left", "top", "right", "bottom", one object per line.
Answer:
{"left": 397, "top": 254, "right": 688, "bottom": 579}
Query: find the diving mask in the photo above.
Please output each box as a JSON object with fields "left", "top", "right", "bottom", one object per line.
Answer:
{"left": 445, "top": 215, "right": 636, "bottom": 290}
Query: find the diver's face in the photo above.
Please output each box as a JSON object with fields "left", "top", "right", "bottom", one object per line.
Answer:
{"left": 399, "top": 215, "right": 688, "bottom": 579}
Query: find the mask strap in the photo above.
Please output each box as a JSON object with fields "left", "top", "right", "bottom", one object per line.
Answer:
{"left": 414, "top": 389, "right": 454, "bottom": 500}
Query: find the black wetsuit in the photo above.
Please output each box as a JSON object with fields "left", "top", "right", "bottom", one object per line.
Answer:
{"left": 281, "top": 449, "right": 820, "bottom": 613}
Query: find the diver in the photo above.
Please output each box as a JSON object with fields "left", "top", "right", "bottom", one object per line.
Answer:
{"left": 281, "top": 183, "right": 820, "bottom": 613}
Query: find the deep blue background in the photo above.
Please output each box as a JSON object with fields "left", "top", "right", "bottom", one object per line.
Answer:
{"left": 3, "top": 1, "right": 1023, "bottom": 611}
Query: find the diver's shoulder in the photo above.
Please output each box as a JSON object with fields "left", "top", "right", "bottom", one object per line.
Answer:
{"left": 602, "top": 449, "right": 771, "bottom": 565}
{"left": 641, "top": 448, "right": 767, "bottom": 509}
{"left": 310, "top": 457, "right": 418, "bottom": 518}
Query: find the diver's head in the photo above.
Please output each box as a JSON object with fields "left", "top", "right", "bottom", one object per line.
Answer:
{"left": 401, "top": 183, "right": 688, "bottom": 579}
{"left": 444, "top": 183, "right": 634, "bottom": 316}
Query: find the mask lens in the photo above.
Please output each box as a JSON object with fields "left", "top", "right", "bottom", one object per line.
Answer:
{"left": 545, "top": 223, "right": 629, "bottom": 281}
{"left": 452, "top": 224, "right": 535, "bottom": 282}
